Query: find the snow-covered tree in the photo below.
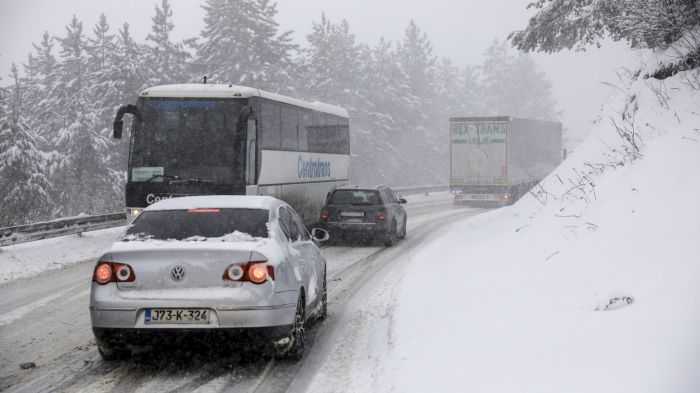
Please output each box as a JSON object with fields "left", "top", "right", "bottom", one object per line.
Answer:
{"left": 510, "top": 0, "right": 700, "bottom": 76}
{"left": 480, "top": 39, "right": 558, "bottom": 120}
{"left": 22, "top": 32, "right": 60, "bottom": 147}
{"left": 0, "top": 64, "right": 54, "bottom": 226}
{"left": 86, "top": 14, "right": 118, "bottom": 135}
{"left": 50, "top": 16, "right": 116, "bottom": 216}
{"left": 146, "top": 0, "right": 190, "bottom": 84}
{"left": 397, "top": 20, "right": 437, "bottom": 109}
{"left": 302, "top": 13, "right": 365, "bottom": 107}
{"left": 195, "top": 0, "right": 297, "bottom": 91}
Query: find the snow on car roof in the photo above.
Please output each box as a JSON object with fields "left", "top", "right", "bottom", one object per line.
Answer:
{"left": 145, "top": 195, "right": 281, "bottom": 211}
{"left": 140, "top": 84, "right": 349, "bottom": 118}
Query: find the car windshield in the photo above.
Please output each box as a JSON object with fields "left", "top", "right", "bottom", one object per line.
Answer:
{"left": 330, "top": 190, "right": 381, "bottom": 206}
{"left": 122, "top": 208, "right": 269, "bottom": 241}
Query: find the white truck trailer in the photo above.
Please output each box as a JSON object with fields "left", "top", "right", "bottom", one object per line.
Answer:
{"left": 449, "top": 116, "right": 562, "bottom": 205}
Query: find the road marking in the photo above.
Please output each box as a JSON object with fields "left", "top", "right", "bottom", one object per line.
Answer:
{"left": 245, "top": 358, "right": 275, "bottom": 393}
{"left": 0, "top": 286, "right": 75, "bottom": 327}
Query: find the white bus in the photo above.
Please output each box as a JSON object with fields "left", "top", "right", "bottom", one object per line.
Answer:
{"left": 113, "top": 84, "right": 350, "bottom": 225}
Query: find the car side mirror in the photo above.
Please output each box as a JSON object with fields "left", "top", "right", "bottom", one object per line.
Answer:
{"left": 399, "top": 198, "right": 407, "bottom": 204}
{"left": 311, "top": 228, "right": 330, "bottom": 242}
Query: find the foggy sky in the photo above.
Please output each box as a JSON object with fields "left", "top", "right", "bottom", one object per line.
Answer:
{"left": 0, "top": 0, "right": 637, "bottom": 147}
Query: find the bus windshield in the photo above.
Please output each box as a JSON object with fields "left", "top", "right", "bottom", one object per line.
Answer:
{"left": 130, "top": 98, "right": 246, "bottom": 184}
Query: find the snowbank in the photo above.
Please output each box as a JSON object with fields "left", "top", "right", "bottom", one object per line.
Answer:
{"left": 368, "top": 70, "right": 700, "bottom": 392}
{"left": 0, "top": 227, "right": 124, "bottom": 285}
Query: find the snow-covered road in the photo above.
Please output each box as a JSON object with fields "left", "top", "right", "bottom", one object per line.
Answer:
{"left": 0, "top": 193, "right": 488, "bottom": 393}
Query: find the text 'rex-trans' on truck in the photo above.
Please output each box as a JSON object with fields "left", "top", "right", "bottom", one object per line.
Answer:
{"left": 449, "top": 116, "right": 562, "bottom": 206}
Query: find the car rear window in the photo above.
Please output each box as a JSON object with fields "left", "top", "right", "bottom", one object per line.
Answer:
{"left": 329, "top": 190, "right": 381, "bottom": 206}
{"left": 123, "top": 208, "right": 269, "bottom": 240}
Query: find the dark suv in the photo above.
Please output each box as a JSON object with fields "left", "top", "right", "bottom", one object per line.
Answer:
{"left": 319, "top": 186, "right": 407, "bottom": 246}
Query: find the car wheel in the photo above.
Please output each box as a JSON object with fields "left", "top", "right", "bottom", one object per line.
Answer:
{"left": 286, "top": 293, "right": 306, "bottom": 361}
{"left": 384, "top": 221, "right": 397, "bottom": 247}
{"left": 317, "top": 272, "right": 328, "bottom": 321}
{"left": 399, "top": 218, "right": 407, "bottom": 239}
{"left": 97, "top": 344, "right": 129, "bottom": 361}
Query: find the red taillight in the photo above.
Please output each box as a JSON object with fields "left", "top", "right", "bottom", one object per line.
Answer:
{"left": 377, "top": 208, "right": 386, "bottom": 221}
{"left": 223, "top": 261, "right": 273, "bottom": 284}
{"left": 320, "top": 210, "right": 329, "bottom": 222}
{"left": 92, "top": 262, "right": 135, "bottom": 285}
{"left": 95, "top": 264, "right": 112, "bottom": 284}
{"left": 188, "top": 208, "right": 220, "bottom": 213}
{"left": 249, "top": 264, "right": 267, "bottom": 284}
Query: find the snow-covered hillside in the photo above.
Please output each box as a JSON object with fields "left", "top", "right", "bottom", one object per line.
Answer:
{"left": 308, "top": 70, "right": 700, "bottom": 392}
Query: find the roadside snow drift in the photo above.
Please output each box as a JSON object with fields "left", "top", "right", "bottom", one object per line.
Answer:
{"left": 378, "top": 71, "right": 700, "bottom": 392}
{"left": 307, "top": 70, "right": 700, "bottom": 393}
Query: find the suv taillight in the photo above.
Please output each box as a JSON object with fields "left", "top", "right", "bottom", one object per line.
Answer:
{"left": 92, "top": 262, "right": 135, "bottom": 285}
{"left": 377, "top": 207, "right": 386, "bottom": 221}
{"left": 320, "top": 209, "right": 329, "bottom": 222}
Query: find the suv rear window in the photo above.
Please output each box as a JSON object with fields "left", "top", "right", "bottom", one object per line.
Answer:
{"left": 123, "top": 208, "right": 269, "bottom": 240}
{"left": 329, "top": 190, "right": 381, "bottom": 206}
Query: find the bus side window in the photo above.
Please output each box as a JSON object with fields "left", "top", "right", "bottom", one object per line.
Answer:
{"left": 281, "top": 104, "right": 298, "bottom": 150}
{"left": 261, "top": 101, "right": 281, "bottom": 149}
{"left": 298, "top": 109, "right": 310, "bottom": 152}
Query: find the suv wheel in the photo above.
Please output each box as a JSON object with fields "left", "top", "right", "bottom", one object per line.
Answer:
{"left": 384, "top": 221, "right": 397, "bottom": 247}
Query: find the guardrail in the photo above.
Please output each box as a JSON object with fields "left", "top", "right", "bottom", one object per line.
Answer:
{"left": 0, "top": 213, "right": 127, "bottom": 248}
{"left": 0, "top": 185, "right": 450, "bottom": 248}
{"left": 393, "top": 184, "right": 449, "bottom": 195}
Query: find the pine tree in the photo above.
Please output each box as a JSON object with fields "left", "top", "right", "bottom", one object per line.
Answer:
{"left": 146, "top": 0, "right": 190, "bottom": 84}
{"left": 480, "top": 39, "right": 558, "bottom": 121}
{"left": 302, "top": 13, "right": 364, "bottom": 107}
{"left": 510, "top": 0, "right": 700, "bottom": 61}
{"left": 23, "top": 32, "right": 60, "bottom": 147}
{"left": 86, "top": 13, "right": 119, "bottom": 139}
{"left": 397, "top": 20, "right": 437, "bottom": 109}
{"left": 0, "top": 64, "right": 54, "bottom": 226}
{"left": 356, "top": 37, "right": 417, "bottom": 185}
{"left": 394, "top": 20, "right": 442, "bottom": 184}
{"left": 196, "top": 0, "right": 297, "bottom": 91}
{"left": 50, "top": 16, "right": 115, "bottom": 216}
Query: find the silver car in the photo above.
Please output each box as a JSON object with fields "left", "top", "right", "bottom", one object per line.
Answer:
{"left": 89, "top": 196, "right": 329, "bottom": 361}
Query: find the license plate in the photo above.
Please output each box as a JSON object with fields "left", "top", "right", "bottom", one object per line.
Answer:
{"left": 470, "top": 194, "right": 487, "bottom": 200}
{"left": 145, "top": 308, "right": 210, "bottom": 324}
{"left": 341, "top": 211, "right": 365, "bottom": 217}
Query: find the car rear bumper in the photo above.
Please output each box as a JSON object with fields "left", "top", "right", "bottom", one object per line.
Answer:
{"left": 90, "top": 283, "right": 298, "bottom": 330}
{"left": 90, "top": 302, "right": 296, "bottom": 329}
{"left": 320, "top": 221, "right": 389, "bottom": 235}
{"left": 93, "top": 325, "right": 292, "bottom": 348}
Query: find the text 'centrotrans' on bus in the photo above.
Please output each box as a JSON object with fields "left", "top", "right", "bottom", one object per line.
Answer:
{"left": 112, "top": 84, "right": 350, "bottom": 225}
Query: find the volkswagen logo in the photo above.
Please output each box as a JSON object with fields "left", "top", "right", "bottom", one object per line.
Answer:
{"left": 170, "top": 265, "right": 186, "bottom": 282}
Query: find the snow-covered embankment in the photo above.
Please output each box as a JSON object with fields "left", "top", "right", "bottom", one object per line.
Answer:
{"left": 309, "top": 70, "right": 700, "bottom": 392}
